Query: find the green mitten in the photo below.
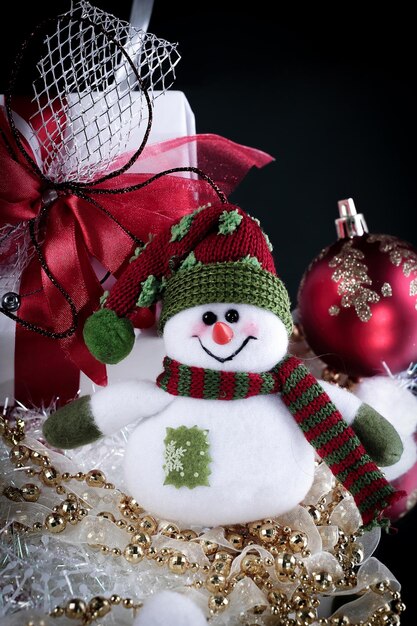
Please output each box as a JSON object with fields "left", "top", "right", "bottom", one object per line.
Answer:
{"left": 43, "top": 396, "right": 102, "bottom": 449}
{"left": 352, "top": 403, "right": 403, "bottom": 467}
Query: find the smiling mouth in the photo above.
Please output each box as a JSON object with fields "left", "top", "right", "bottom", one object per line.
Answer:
{"left": 192, "top": 335, "right": 257, "bottom": 363}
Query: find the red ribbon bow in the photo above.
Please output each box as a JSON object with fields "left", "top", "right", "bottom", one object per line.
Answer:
{"left": 0, "top": 105, "right": 273, "bottom": 407}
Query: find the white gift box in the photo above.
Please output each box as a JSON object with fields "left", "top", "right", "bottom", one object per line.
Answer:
{"left": 0, "top": 91, "right": 195, "bottom": 403}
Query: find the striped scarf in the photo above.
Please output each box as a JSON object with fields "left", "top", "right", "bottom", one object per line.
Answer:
{"left": 156, "top": 355, "right": 401, "bottom": 528}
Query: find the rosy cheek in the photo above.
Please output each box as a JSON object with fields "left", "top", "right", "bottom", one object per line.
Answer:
{"left": 191, "top": 321, "right": 209, "bottom": 337}
{"left": 242, "top": 321, "right": 259, "bottom": 336}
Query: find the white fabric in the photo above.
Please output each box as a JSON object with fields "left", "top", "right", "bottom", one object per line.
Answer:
{"left": 320, "top": 380, "right": 362, "bottom": 425}
{"left": 164, "top": 303, "right": 289, "bottom": 372}
{"left": 91, "top": 379, "right": 172, "bottom": 436}
{"left": 124, "top": 394, "right": 315, "bottom": 526}
{"left": 133, "top": 591, "right": 206, "bottom": 626}
{"left": 355, "top": 376, "right": 417, "bottom": 437}
{"left": 355, "top": 376, "right": 417, "bottom": 481}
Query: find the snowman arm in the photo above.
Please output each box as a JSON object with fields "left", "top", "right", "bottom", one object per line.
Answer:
{"left": 319, "top": 380, "right": 403, "bottom": 467}
{"left": 43, "top": 380, "right": 173, "bottom": 449}
{"left": 90, "top": 379, "right": 173, "bottom": 435}
{"left": 319, "top": 381, "right": 362, "bottom": 425}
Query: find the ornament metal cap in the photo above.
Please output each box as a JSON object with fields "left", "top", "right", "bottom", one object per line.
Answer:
{"left": 335, "top": 198, "right": 368, "bottom": 239}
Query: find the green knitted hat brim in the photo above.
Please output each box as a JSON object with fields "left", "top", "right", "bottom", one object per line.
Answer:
{"left": 158, "top": 263, "right": 293, "bottom": 335}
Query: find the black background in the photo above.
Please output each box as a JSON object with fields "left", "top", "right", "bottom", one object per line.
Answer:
{"left": 1, "top": 2, "right": 417, "bottom": 623}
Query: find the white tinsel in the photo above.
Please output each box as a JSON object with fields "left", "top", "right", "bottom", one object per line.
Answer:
{"left": 387, "top": 362, "right": 417, "bottom": 397}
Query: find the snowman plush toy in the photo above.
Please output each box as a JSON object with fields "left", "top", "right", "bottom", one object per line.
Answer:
{"left": 44, "top": 204, "right": 404, "bottom": 621}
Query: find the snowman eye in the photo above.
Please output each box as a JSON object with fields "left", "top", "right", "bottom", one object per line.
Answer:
{"left": 202, "top": 311, "right": 217, "bottom": 325}
{"left": 225, "top": 309, "right": 239, "bottom": 323}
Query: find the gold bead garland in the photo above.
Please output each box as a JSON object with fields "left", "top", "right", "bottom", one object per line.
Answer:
{"left": 48, "top": 594, "right": 142, "bottom": 624}
{"left": 0, "top": 414, "right": 405, "bottom": 625}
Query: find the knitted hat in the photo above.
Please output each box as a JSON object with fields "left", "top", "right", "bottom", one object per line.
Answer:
{"left": 84, "top": 204, "right": 293, "bottom": 364}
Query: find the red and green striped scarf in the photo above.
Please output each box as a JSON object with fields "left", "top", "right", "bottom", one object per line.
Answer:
{"left": 156, "top": 355, "right": 401, "bottom": 528}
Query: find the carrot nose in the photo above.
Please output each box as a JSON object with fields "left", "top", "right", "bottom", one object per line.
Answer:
{"left": 212, "top": 321, "right": 234, "bottom": 344}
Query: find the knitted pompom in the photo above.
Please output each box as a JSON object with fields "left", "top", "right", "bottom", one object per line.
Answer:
{"left": 83, "top": 308, "right": 135, "bottom": 364}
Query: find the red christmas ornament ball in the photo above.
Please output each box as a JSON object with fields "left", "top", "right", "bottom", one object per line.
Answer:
{"left": 298, "top": 233, "right": 417, "bottom": 377}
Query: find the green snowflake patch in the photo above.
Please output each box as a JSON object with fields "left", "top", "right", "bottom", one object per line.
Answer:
{"left": 129, "top": 245, "right": 144, "bottom": 263}
{"left": 263, "top": 230, "right": 273, "bottom": 252}
{"left": 218, "top": 209, "right": 243, "bottom": 235}
{"left": 163, "top": 425, "right": 211, "bottom": 489}
{"left": 136, "top": 275, "right": 160, "bottom": 307}
{"left": 170, "top": 204, "right": 212, "bottom": 242}
{"left": 240, "top": 255, "right": 261, "bottom": 269}
{"left": 129, "top": 235, "right": 154, "bottom": 263}
{"left": 248, "top": 214, "right": 273, "bottom": 251}
{"left": 179, "top": 251, "right": 202, "bottom": 272}
{"left": 170, "top": 214, "right": 194, "bottom": 242}
{"left": 99, "top": 290, "right": 109, "bottom": 308}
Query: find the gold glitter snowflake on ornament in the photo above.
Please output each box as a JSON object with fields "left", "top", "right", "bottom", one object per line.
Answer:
{"left": 329, "top": 240, "right": 380, "bottom": 322}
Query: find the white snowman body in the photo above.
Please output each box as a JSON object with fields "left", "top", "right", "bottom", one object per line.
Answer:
{"left": 91, "top": 303, "right": 363, "bottom": 526}
{"left": 124, "top": 394, "right": 315, "bottom": 526}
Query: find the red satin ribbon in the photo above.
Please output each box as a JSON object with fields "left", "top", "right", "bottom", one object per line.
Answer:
{"left": 0, "top": 108, "right": 274, "bottom": 406}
